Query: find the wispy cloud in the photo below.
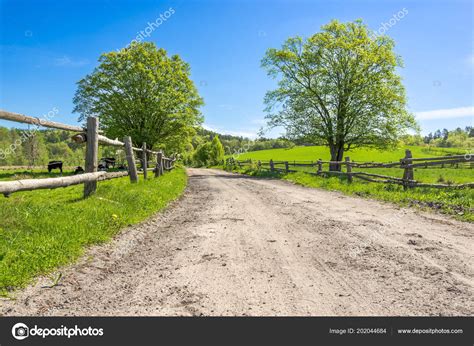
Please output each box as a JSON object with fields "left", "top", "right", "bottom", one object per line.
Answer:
{"left": 415, "top": 106, "right": 474, "bottom": 120}
{"left": 203, "top": 123, "right": 257, "bottom": 139}
{"left": 54, "top": 55, "right": 89, "bottom": 67}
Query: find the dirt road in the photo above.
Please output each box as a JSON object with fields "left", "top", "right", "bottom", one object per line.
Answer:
{"left": 2, "top": 168, "right": 473, "bottom": 316}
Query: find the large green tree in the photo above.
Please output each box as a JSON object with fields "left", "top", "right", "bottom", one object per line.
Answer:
{"left": 73, "top": 42, "right": 203, "bottom": 151}
{"left": 262, "top": 20, "right": 417, "bottom": 170}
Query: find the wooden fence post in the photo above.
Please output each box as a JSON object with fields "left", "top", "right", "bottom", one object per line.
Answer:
{"left": 402, "top": 149, "right": 414, "bottom": 190}
{"left": 160, "top": 151, "right": 165, "bottom": 175}
{"left": 285, "top": 161, "right": 289, "bottom": 173}
{"left": 84, "top": 117, "right": 99, "bottom": 197}
{"left": 124, "top": 136, "right": 138, "bottom": 183}
{"left": 345, "top": 156, "right": 352, "bottom": 183}
{"left": 155, "top": 151, "right": 162, "bottom": 177}
{"left": 270, "top": 159, "right": 274, "bottom": 172}
{"left": 257, "top": 160, "right": 261, "bottom": 171}
{"left": 142, "top": 143, "right": 148, "bottom": 180}
{"left": 317, "top": 159, "right": 322, "bottom": 175}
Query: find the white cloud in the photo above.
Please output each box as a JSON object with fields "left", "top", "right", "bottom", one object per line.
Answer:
{"left": 202, "top": 123, "right": 257, "bottom": 139}
{"left": 415, "top": 106, "right": 474, "bottom": 120}
{"left": 54, "top": 55, "right": 89, "bottom": 67}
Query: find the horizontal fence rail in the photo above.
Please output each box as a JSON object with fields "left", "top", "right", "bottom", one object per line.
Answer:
{"left": 0, "top": 109, "right": 164, "bottom": 155}
{"left": 0, "top": 109, "right": 178, "bottom": 198}
{"left": 0, "top": 171, "right": 129, "bottom": 196}
{"left": 228, "top": 149, "right": 473, "bottom": 189}
{"left": 0, "top": 110, "right": 85, "bottom": 132}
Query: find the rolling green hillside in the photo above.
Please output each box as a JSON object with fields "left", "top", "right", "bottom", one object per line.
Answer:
{"left": 234, "top": 145, "right": 466, "bottom": 163}
{"left": 232, "top": 145, "right": 473, "bottom": 184}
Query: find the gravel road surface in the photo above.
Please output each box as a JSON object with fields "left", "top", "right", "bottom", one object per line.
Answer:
{"left": 2, "top": 168, "right": 472, "bottom": 316}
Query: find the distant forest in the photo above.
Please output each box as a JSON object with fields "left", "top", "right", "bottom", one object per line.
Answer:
{"left": 0, "top": 127, "right": 120, "bottom": 167}
{"left": 0, "top": 126, "right": 472, "bottom": 167}
{"left": 195, "top": 126, "right": 474, "bottom": 154}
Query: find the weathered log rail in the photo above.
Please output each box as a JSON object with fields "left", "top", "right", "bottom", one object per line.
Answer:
{"left": 0, "top": 171, "right": 129, "bottom": 196}
{"left": 0, "top": 110, "right": 164, "bottom": 155}
{"left": 0, "top": 109, "right": 177, "bottom": 197}
{"left": 228, "top": 149, "right": 473, "bottom": 189}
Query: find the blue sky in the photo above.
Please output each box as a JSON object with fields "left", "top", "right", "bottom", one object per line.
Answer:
{"left": 0, "top": 0, "right": 473, "bottom": 138}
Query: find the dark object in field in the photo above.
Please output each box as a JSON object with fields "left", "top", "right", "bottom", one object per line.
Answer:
{"left": 117, "top": 164, "right": 127, "bottom": 170}
{"left": 74, "top": 166, "right": 85, "bottom": 175}
{"left": 47, "top": 161, "right": 63, "bottom": 173}
{"left": 98, "top": 163, "right": 107, "bottom": 171}
{"left": 100, "top": 157, "right": 116, "bottom": 169}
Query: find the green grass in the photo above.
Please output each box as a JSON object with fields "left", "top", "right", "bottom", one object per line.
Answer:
{"left": 0, "top": 167, "right": 187, "bottom": 296}
{"left": 235, "top": 145, "right": 466, "bottom": 162}
{"left": 233, "top": 145, "right": 473, "bottom": 184}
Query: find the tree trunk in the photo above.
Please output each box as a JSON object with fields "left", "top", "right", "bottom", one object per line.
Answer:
{"left": 329, "top": 144, "right": 344, "bottom": 171}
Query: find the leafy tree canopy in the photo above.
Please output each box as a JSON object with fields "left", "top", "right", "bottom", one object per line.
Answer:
{"left": 261, "top": 19, "right": 418, "bottom": 170}
{"left": 73, "top": 42, "right": 203, "bottom": 151}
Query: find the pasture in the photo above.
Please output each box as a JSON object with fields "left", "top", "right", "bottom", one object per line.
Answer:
{"left": 233, "top": 145, "right": 473, "bottom": 184}
{"left": 0, "top": 166, "right": 187, "bottom": 296}
{"left": 235, "top": 145, "right": 465, "bottom": 162}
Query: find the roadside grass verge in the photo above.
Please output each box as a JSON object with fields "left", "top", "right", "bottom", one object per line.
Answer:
{"left": 0, "top": 167, "right": 187, "bottom": 296}
{"left": 224, "top": 166, "right": 474, "bottom": 223}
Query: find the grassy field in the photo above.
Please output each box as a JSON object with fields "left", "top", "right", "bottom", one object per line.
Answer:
{"left": 224, "top": 145, "right": 473, "bottom": 222}
{"left": 235, "top": 145, "right": 466, "bottom": 162}
{"left": 0, "top": 167, "right": 187, "bottom": 296}
{"left": 233, "top": 145, "right": 473, "bottom": 184}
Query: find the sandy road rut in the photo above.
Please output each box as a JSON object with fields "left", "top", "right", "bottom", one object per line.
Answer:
{"left": 2, "top": 168, "right": 473, "bottom": 316}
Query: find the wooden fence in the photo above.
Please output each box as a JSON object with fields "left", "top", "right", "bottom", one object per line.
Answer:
{"left": 229, "top": 149, "right": 474, "bottom": 189}
{"left": 0, "top": 110, "right": 177, "bottom": 197}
